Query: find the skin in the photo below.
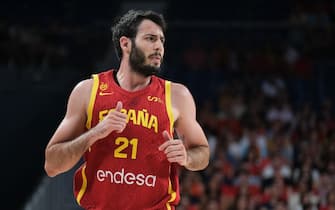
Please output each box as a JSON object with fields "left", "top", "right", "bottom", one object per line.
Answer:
{"left": 44, "top": 19, "right": 209, "bottom": 177}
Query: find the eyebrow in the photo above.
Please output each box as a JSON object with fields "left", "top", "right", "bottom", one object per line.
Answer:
{"left": 145, "top": 33, "right": 164, "bottom": 38}
{"left": 147, "top": 34, "right": 165, "bottom": 43}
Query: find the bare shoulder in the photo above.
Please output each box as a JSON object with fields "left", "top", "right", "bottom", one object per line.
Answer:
{"left": 74, "top": 78, "right": 93, "bottom": 93}
{"left": 170, "top": 82, "right": 192, "bottom": 98}
{"left": 67, "top": 78, "right": 93, "bottom": 112}
{"left": 170, "top": 82, "right": 196, "bottom": 121}
{"left": 71, "top": 79, "right": 93, "bottom": 99}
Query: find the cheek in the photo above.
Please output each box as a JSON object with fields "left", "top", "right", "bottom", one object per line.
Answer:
{"left": 138, "top": 46, "right": 150, "bottom": 57}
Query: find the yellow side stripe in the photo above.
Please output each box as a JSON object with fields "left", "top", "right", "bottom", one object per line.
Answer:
{"left": 168, "top": 178, "right": 177, "bottom": 201}
{"left": 76, "top": 165, "right": 87, "bottom": 205}
{"left": 165, "top": 81, "right": 174, "bottom": 134}
{"left": 165, "top": 81, "right": 176, "bottom": 210}
{"left": 165, "top": 178, "right": 177, "bottom": 210}
{"left": 86, "top": 74, "right": 99, "bottom": 129}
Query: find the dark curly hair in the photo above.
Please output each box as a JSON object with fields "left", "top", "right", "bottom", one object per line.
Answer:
{"left": 111, "top": 10, "right": 167, "bottom": 60}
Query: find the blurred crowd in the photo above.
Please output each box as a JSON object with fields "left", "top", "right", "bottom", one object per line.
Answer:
{"left": 0, "top": 20, "right": 109, "bottom": 82}
{"left": 173, "top": 2, "right": 335, "bottom": 207}
{"left": 176, "top": 71, "right": 335, "bottom": 210}
{"left": 0, "top": 0, "right": 334, "bottom": 82}
{"left": 171, "top": 1, "right": 335, "bottom": 210}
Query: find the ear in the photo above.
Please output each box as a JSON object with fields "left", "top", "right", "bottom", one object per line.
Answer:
{"left": 120, "top": 36, "right": 131, "bottom": 54}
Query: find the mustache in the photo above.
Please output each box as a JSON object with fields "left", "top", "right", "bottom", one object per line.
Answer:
{"left": 149, "top": 52, "right": 162, "bottom": 58}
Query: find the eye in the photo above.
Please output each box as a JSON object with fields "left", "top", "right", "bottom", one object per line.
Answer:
{"left": 146, "top": 36, "right": 156, "bottom": 42}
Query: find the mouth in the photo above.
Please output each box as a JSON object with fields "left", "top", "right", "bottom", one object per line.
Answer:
{"left": 150, "top": 54, "right": 161, "bottom": 59}
{"left": 151, "top": 56, "right": 161, "bottom": 61}
{"left": 149, "top": 55, "right": 162, "bottom": 65}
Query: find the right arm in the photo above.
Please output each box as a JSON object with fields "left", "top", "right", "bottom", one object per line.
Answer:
{"left": 44, "top": 79, "right": 127, "bottom": 177}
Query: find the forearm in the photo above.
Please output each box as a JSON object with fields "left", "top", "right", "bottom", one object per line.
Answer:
{"left": 185, "top": 145, "right": 210, "bottom": 171}
{"left": 45, "top": 129, "right": 98, "bottom": 177}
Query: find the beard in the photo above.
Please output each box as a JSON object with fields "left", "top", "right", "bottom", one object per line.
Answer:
{"left": 129, "top": 42, "right": 162, "bottom": 77}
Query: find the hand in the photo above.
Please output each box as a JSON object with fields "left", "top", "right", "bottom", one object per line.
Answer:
{"left": 91, "top": 101, "right": 127, "bottom": 140}
{"left": 158, "top": 130, "right": 187, "bottom": 166}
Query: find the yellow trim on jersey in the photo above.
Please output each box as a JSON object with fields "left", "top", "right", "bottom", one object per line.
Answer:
{"left": 165, "top": 81, "right": 174, "bottom": 134}
{"left": 76, "top": 165, "right": 88, "bottom": 205}
{"left": 168, "top": 178, "right": 177, "bottom": 202}
{"left": 86, "top": 74, "right": 99, "bottom": 129}
{"left": 167, "top": 178, "right": 177, "bottom": 204}
{"left": 165, "top": 81, "right": 177, "bottom": 209}
{"left": 165, "top": 178, "right": 177, "bottom": 210}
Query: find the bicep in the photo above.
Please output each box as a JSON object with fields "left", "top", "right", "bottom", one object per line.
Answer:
{"left": 46, "top": 80, "right": 91, "bottom": 148}
{"left": 172, "top": 84, "right": 208, "bottom": 148}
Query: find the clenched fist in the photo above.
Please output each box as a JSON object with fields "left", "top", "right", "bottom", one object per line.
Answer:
{"left": 91, "top": 101, "right": 127, "bottom": 141}
{"left": 159, "top": 130, "right": 188, "bottom": 166}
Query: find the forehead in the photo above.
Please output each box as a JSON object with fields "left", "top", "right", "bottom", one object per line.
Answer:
{"left": 136, "top": 19, "right": 164, "bottom": 37}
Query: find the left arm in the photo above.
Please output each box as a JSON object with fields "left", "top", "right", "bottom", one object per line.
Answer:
{"left": 159, "top": 83, "right": 209, "bottom": 171}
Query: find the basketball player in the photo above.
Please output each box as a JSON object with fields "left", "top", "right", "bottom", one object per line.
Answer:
{"left": 44, "top": 10, "right": 209, "bottom": 210}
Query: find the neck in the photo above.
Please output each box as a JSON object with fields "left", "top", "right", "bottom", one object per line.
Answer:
{"left": 115, "top": 68, "right": 151, "bottom": 92}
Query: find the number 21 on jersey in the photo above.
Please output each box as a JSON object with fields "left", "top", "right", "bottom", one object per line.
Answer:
{"left": 114, "top": 137, "right": 138, "bottom": 159}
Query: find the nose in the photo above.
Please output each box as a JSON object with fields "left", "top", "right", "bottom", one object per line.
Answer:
{"left": 154, "top": 39, "right": 164, "bottom": 52}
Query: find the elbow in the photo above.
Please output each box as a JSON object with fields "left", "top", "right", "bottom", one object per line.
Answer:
{"left": 185, "top": 145, "right": 210, "bottom": 171}
{"left": 200, "top": 146, "right": 210, "bottom": 170}
{"left": 44, "top": 149, "right": 60, "bottom": 177}
{"left": 198, "top": 155, "right": 210, "bottom": 171}
{"left": 202, "top": 157, "right": 210, "bottom": 170}
{"left": 186, "top": 161, "right": 209, "bottom": 171}
{"left": 44, "top": 162, "right": 58, "bottom": 177}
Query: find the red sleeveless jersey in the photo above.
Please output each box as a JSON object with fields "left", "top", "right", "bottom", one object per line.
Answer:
{"left": 74, "top": 70, "right": 180, "bottom": 210}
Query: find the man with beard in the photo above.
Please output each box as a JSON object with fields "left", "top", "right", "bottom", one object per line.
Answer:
{"left": 44, "top": 10, "right": 209, "bottom": 210}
